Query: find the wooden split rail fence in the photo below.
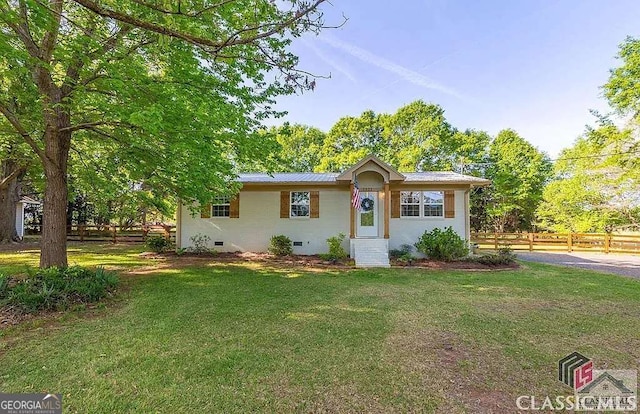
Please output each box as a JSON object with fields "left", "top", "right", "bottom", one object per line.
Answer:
{"left": 471, "top": 232, "right": 640, "bottom": 254}
{"left": 66, "top": 225, "right": 176, "bottom": 244}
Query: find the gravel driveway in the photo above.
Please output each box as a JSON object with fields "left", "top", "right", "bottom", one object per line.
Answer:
{"left": 516, "top": 251, "right": 640, "bottom": 280}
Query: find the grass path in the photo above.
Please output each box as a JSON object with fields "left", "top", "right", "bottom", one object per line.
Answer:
{"left": 1, "top": 245, "right": 639, "bottom": 412}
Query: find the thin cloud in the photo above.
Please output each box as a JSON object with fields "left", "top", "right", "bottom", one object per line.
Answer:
{"left": 318, "top": 34, "right": 464, "bottom": 99}
{"left": 302, "top": 38, "right": 357, "bottom": 82}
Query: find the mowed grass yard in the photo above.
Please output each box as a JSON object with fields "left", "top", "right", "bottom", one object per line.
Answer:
{"left": 1, "top": 244, "right": 639, "bottom": 413}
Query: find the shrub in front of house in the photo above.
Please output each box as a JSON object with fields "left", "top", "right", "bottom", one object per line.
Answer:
{"left": 188, "top": 233, "right": 216, "bottom": 255}
{"left": 389, "top": 244, "right": 415, "bottom": 264}
{"left": 0, "top": 266, "right": 119, "bottom": 314}
{"left": 145, "top": 235, "right": 171, "bottom": 253}
{"left": 269, "top": 235, "right": 293, "bottom": 256}
{"left": 319, "top": 233, "right": 348, "bottom": 262}
{"left": 472, "top": 247, "right": 516, "bottom": 266}
{"left": 415, "top": 227, "right": 468, "bottom": 261}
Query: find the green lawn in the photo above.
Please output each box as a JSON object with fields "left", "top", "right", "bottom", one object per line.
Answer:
{"left": 1, "top": 245, "right": 639, "bottom": 413}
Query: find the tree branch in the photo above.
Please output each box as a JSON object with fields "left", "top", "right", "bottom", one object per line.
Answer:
{"left": 87, "top": 25, "right": 133, "bottom": 59}
{"left": 60, "top": 120, "right": 130, "bottom": 132}
{"left": 0, "top": 103, "right": 47, "bottom": 164}
{"left": 78, "top": 37, "right": 155, "bottom": 89}
{"left": 72, "top": 0, "right": 326, "bottom": 51}
{"left": 128, "top": 0, "right": 237, "bottom": 17}
{"left": 0, "top": 164, "right": 27, "bottom": 191}
{"left": 39, "top": 0, "right": 62, "bottom": 62}
{"left": 0, "top": 3, "right": 40, "bottom": 58}
{"left": 62, "top": 16, "right": 99, "bottom": 96}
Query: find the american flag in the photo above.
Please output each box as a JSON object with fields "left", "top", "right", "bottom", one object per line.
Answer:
{"left": 352, "top": 176, "right": 361, "bottom": 209}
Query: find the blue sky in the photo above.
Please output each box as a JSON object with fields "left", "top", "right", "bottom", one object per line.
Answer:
{"left": 271, "top": 0, "right": 640, "bottom": 157}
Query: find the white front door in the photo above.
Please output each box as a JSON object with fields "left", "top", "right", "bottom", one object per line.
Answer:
{"left": 357, "top": 191, "right": 378, "bottom": 237}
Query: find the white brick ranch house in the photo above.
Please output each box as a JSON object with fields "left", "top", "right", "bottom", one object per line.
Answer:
{"left": 176, "top": 155, "right": 490, "bottom": 266}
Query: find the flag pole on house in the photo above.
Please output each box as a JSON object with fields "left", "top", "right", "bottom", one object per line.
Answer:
{"left": 352, "top": 175, "right": 361, "bottom": 211}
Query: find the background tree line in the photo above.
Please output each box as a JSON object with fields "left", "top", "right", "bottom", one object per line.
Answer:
{"left": 267, "top": 101, "right": 552, "bottom": 233}
{"left": 265, "top": 36, "right": 640, "bottom": 234}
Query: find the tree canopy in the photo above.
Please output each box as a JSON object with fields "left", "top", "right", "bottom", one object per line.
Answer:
{"left": 482, "top": 129, "right": 552, "bottom": 232}
{"left": 537, "top": 36, "right": 640, "bottom": 233}
{"left": 604, "top": 36, "right": 640, "bottom": 121}
{"left": 308, "top": 101, "right": 487, "bottom": 173}
{"left": 537, "top": 120, "right": 640, "bottom": 232}
{"left": 0, "top": 0, "right": 331, "bottom": 267}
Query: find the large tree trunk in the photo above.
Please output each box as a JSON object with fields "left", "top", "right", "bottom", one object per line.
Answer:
{"left": 0, "top": 160, "right": 22, "bottom": 243}
{"left": 39, "top": 127, "right": 71, "bottom": 268}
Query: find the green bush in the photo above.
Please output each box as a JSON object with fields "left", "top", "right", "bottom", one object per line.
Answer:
{"left": 146, "top": 235, "right": 170, "bottom": 253}
{"left": 389, "top": 244, "right": 415, "bottom": 264}
{"left": 320, "top": 233, "right": 348, "bottom": 262}
{"left": 188, "top": 233, "right": 214, "bottom": 254}
{"left": 0, "top": 266, "right": 118, "bottom": 313}
{"left": 269, "top": 235, "right": 293, "bottom": 256}
{"left": 473, "top": 247, "right": 517, "bottom": 266}
{"left": 389, "top": 244, "right": 413, "bottom": 258}
{"left": 414, "top": 227, "right": 468, "bottom": 261}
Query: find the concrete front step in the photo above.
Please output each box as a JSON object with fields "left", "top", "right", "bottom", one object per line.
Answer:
{"left": 350, "top": 238, "right": 391, "bottom": 268}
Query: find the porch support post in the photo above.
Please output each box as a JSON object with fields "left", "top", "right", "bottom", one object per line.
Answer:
{"left": 349, "top": 183, "right": 355, "bottom": 238}
{"left": 383, "top": 182, "right": 390, "bottom": 239}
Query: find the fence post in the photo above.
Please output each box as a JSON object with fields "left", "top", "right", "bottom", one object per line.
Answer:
{"left": 112, "top": 225, "right": 117, "bottom": 244}
{"left": 604, "top": 233, "right": 610, "bottom": 254}
{"left": 529, "top": 233, "right": 534, "bottom": 252}
{"left": 79, "top": 225, "right": 85, "bottom": 242}
{"left": 494, "top": 232, "right": 498, "bottom": 250}
{"left": 567, "top": 233, "right": 573, "bottom": 252}
{"left": 163, "top": 225, "right": 171, "bottom": 241}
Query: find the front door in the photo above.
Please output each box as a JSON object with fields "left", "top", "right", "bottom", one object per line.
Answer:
{"left": 357, "top": 191, "right": 378, "bottom": 237}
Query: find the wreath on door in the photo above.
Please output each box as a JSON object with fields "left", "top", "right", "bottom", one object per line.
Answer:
{"left": 360, "top": 197, "right": 374, "bottom": 212}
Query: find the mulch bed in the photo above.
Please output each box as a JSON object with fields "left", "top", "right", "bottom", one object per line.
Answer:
{"left": 141, "top": 251, "right": 354, "bottom": 269}
{"left": 0, "top": 305, "right": 31, "bottom": 328}
{"left": 392, "top": 259, "right": 520, "bottom": 270}
{"left": 141, "top": 251, "right": 519, "bottom": 271}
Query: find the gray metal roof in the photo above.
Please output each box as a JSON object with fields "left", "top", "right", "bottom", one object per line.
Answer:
{"left": 239, "top": 173, "right": 339, "bottom": 183}
{"left": 238, "top": 171, "right": 489, "bottom": 185}
{"left": 402, "top": 172, "right": 490, "bottom": 184}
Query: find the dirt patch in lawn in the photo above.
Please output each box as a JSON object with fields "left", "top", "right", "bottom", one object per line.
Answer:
{"left": 0, "top": 305, "right": 32, "bottom": 328}
{"left": 0, "top": 241, "right": 40, "bottom": 252}
{"left": 386, "top": 327, "right": 517, "bottom": 413}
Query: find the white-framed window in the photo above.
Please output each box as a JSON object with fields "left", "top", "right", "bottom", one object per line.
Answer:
{"left": 290, "top": 191, "right": 310, "bottom": 217}
{"left": 400, "top": 191, "right": 421, "bottom": 217}
{"left": 400, "top": 191, "right": 444, "bottom": 218}
{"left": 211, "top": 196, "right": 230, "bottom": 217}
{"left": 423, "top": 191, "right": 444, "bottom": 217}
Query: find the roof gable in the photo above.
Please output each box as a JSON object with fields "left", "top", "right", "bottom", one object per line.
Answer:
{"left": 336, "top": 155, "right": 405, "bottom": 182}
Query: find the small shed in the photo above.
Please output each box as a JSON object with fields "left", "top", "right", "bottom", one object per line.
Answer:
{"left": 15, "top": 197, "right": 40, "bottom": 239}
